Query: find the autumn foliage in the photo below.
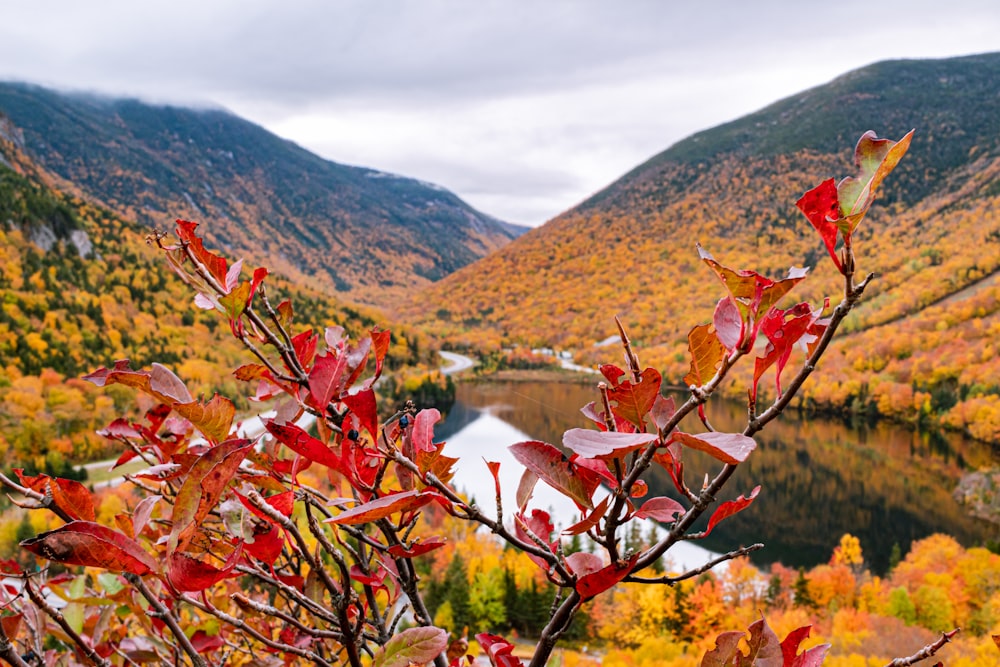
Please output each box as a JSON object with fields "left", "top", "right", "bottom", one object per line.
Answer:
{"left": 0, "top": 130, "right": 970, "bottom": 667}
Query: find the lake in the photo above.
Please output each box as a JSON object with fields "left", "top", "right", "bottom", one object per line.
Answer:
{"left": 435, "top": 379, "right": 1000, "bottom": 574}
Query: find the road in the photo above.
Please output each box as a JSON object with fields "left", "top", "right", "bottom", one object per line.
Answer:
{"left": 438, "top": 350, "right": 476, "bottom": 375}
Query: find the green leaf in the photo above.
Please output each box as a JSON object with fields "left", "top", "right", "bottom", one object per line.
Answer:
{"left": 372, "top": 626, "right": 448, "bottom": 667}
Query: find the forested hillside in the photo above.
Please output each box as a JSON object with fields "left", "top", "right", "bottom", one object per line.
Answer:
{"left": 0, "top": 82, "right": 522, "bottom": 306}
{"left": 403, "top": 53, "right": 1000, "bottom": 439}
{"left": 0, "top": 126, "right": 426, "bottom": 472}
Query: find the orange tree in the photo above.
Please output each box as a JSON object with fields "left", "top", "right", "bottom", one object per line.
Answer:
{"left": 0, "top": 130, "right": 962, "bottom": 667}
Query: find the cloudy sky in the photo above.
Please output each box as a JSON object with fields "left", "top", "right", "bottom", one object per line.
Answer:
{"left": 2, "top": 1, "right": 998, "bottom": 226}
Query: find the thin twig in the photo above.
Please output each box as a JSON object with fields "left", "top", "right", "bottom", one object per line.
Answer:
{"left": 125, "top": 574, "right": 208, "bottom": 667}
{"left": 883, "top": 630, "right": 959, "bottom": 667}
{"left": 22, "top": 575, "right": 111, "bottom": 667}
{"left": 625, "top": 544, "right": 764, "bottom": 584}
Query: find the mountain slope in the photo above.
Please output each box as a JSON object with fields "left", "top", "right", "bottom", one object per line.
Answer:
{"left": 403, "top": 52, "right": 1000, "bottom": 438}
{"left": 0, "top": 126, "right": 428, "bottom": 472}
{"left": 0, "top": 82, "right": 520, "bottom": 305}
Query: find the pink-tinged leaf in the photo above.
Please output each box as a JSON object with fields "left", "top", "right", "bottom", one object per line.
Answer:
{"left": 741, "top": 617, "right": 783, "bottom": 667}
{"left": 796, "top": 178, "right": 843, "bottom": 271}
{"left": 635, "top": 496, "right": 685, "bottom": 522}
{"left": 606, "top": 367, "right": 662, "bottom": 429}
{"left": 486, "top": 460, "right": 503, "bottom": 504}
{"left": 713, "top": 297, "right": 743, "bottom": 351}
{"left": 565, "top": 552, "right": 604, "bottom": 577}
{"left": 149, "top": 363, "right": 193, "bottom": 403}
{"left": 412, "top": 408, "right": 441, "bottom": 453}
{"left": 169, "top": 439, "right": 252, "bottom": 551}
{"left": 562, "top": 495, "right": 610, "bottom": 536}
{"left": 342, "top": 336, "right": 372, "bottom": 390}
{"left": 576, "top": 554, "right": 638, "bottom": 600}
{"left": 515, "top": 468, "right": 537, "bottom": 510}
{"left": 650, "top": 395, "right": 676, "bottom": 432}
{"left": 387, "top": 536, "right": 447, "bottom": 558}
{"left": 132, "top": 495, "right": 162, "bottom": 540}
{"left": 342, "top": 389, "right": 378, "bottom": 438}
{"left": 84, "top": 361, "right": 235, "bottom": 442}
{"left": 509, "top": 441, "right": 600, "bottom": 509}
{"left": 673, "top": 431, "right": 756, "bottom": 465}
{"left": 327, "top": 489, "right": 440, "bottom": 525}
{"left": 167, "top": 543, "right": 243, "bottom": 592}
{"left": 684, "top": 324, "right": 726, "bottom": 387}
{"left": 476, "top": 633, "right": 524, "bottom": 667}
{"left": 309, "top": 352, "right": 348, "bottom": 408}
{"left": 705, "top": 486, "right": 761, "bottom": 538}
{"left": 701, "top": 630, "right": 747, "bottom": 667}
{"left": 562, "top": 428, "right": 658, "bottom": 461}
{"left": 20, "top": 521, "right": 158, "bottom": 575}
{"left": 265, "top": 421, "right": 342, "bottom": 470}
{"left": 514, "top": 509, "right": 556, "bottom": 570}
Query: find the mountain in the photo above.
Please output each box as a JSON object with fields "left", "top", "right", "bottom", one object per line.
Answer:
{"left": 0, "top": 126, "right": 428, "bottom": 473}
{"left": 403, "top": 53, "right": 1000, "bottom": 439}
{"left": 0, "top": 82, "right": 522, "bottom": 306}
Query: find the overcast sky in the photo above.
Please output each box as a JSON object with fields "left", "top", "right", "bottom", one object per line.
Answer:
{"left": 2, "top": 1, "right": 998, "bottom": 226}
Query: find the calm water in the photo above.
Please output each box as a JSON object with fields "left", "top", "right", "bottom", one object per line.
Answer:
{"left": 436, "top": 379, "right": 1000, "bottom": 574}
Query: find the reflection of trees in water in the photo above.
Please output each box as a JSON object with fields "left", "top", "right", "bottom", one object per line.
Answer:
{"left": 454, "top": 380, "right": 1000, "bottom": 574}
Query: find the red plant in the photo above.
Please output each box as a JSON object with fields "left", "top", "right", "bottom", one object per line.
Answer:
{"left": 0, "top": 130, "right": 957, "bottom": 667}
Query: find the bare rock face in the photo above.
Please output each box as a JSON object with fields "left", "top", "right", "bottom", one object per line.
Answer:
{"left": 954, "top": 469, "right": 1000, "bottom": 523}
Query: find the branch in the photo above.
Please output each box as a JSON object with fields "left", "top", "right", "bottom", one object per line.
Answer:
{"left": 0, "top": 473, "right": 74, "bottom": 523}
{"left": 22, "top": 575, "right": 110, "bottom": 667}
{"left": 124, "top": 574, "right": 208, "bottom": 667}
{"left": 624, "top": 544, "right": 764, "bottom": 585}
{"left": 0, "top": 621, "right": 30, "bottom": 667}
{"left": 883, "top": 630, "right": 959, "bottom": 667}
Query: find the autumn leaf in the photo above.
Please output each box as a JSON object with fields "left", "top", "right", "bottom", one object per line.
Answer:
{"left": 713, "top": 297, "right": 743, "bottom": 351}
{"left": 563, "top": 496, "right": 610, "bottom": 536}
{"left": 21, "top": 521, "right": 158, "bottom": 575}
{"left": 265, "top": 421, "right": 342, "bottom": 470}
{"left": 412, "top": 408, "right": 441, "bottom": 453}
{"left": 509, "top": 441, "right": 601, "bottom": 509}
{"left": 605, "top": 367, "right": 662, "bottom": 428}
{"left": 753, "top": 302, "right": 826, "bottom": 401}
{"left": 673, "top": 431, "right": 756, "bottom": 465}
{"left": 342, "top": 388, "right": 379, "bottom": 438}
{"left": 781, "top": 625, "right": 830, "bottom": 667}
{"left": 386, "top": 536, "right": 447, "bottom": 558}
{"left": 704, "top": 486, "right": 761, "bottom": 537}
{"left": 562, "top": 428, "right": 658, "bottom": 461}
{"left": 327, "top": 489, "right": 441, "bottom": 525}
{"left": 476, "top": 633, "right": 524, "bottom": 667}
{"left": 684, "top": 324, "right": 726, "bottom": 387}
{"left": 167, "top": 543, "right": 243, "bottom": 592}
{"left": 576, "top": 554, "right": 638, "bottom": 600}
{"left": 565, "top": 552, "right": 604, "bottom": 577}
{"left": 13, "top": 470, "right": 95, "bottom": 522}
{"left": 634, "top": 496, "right": 685, "bottom": 522}
{"left": 373, "top": 626, "right": 448, "bottom": 667}
{"left": 308, "top": 352, "right": 348, "bottom": 408}
{"left": 169, "top": 438, "right": 253, "bottom": 551}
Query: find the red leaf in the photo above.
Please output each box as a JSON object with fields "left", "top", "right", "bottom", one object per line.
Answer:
{"left": 327, "top": 489, "right": 441, "bottom": 525}
{"left": 175, "top": 220, "right": 229, "bottom": 286}
{"left": 244, "top": 523, "right": 284, "bottom": 565}
{"left": 575, "top": 554, "right": 637, "bottom": 600}
{"left": 514, "top": 509, "right": 556, "bottom": 570}
{"left": 475, "top": 633, "right": 524, "bottom": 667}
{"left": 753, "top": 302, "right": 822, "bottom": 401}
{"left": 487, "top": 461, "right": 503, "bottom": 505}
{"left": 702, "top": 631, "right": 749, "bottom": 667}
{"left": 168, "top": 543, "right": 243, "bottom": 592}
{"left": 265, "top": 421, "right": 342, "bottom": 470}
{"left": 169, "top": 438, "right": 252, "bottom": 551}
{"left": 237, "top": 490, "right": 294, "bottom": 523}
{"left": 562, "top": 495, "right": 610, "bottom": 536}
{"left": 713, "top": 297, "right": 743, "bottom": 351}
{"left": 515, "top": 468, "right": 538, "bottom": 510}
{"left": 634, "top": 496, "right": 685, "bottom": 522}
{"left": 309, "top": 352, "right": 348, "bottom": 408}
{"left": 20, "top": 521, "right": 158, "bottom": 575}
{"left": 781, "top": 625, "right": 830, "bottom": 667}
{"left": 565, "top": 552, "right": 603, "bottom": 577}
{"left": 684, "top": 324, "right": 726, "bottom": 387}
{"left": 606, "top": 367, "right": 662, "bottom": 428}
{"left": 673, "top": 431, "right": 756, "bottom": 465}
{"left": 796, "top": 178, "right": 843, "bottom": 270}
{"left": 342, "top": 389, "right": 379, "bottom": 438}
{"left": 370, "top": 328, "right": 392, "bottom": 382}
{"left": 650, "top": 394, "right": 676, "bottom": 432}
{"left": 14, "top": 470, "right": 95, "bottom": 522}
{"left": 705, "top": 485, "right": 761, "bottom": 537}
{"left": 509, "top": 441, "right": 601, "bottom": 509}
{"left": 387, "top": 536, "right": 447, "bottom": 558}
{"left": 190, "top": 630, "right": 226, "bottom": 654}
{"left": 562, "top": 428, "right": 658, "bottom": 461}
{"left": 291, "top": 330, "right": 317, "bottom": 371}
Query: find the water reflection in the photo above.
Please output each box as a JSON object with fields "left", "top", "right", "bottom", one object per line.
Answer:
{"left": 442, "top": 379, "right": 1000, "bottom": 574}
